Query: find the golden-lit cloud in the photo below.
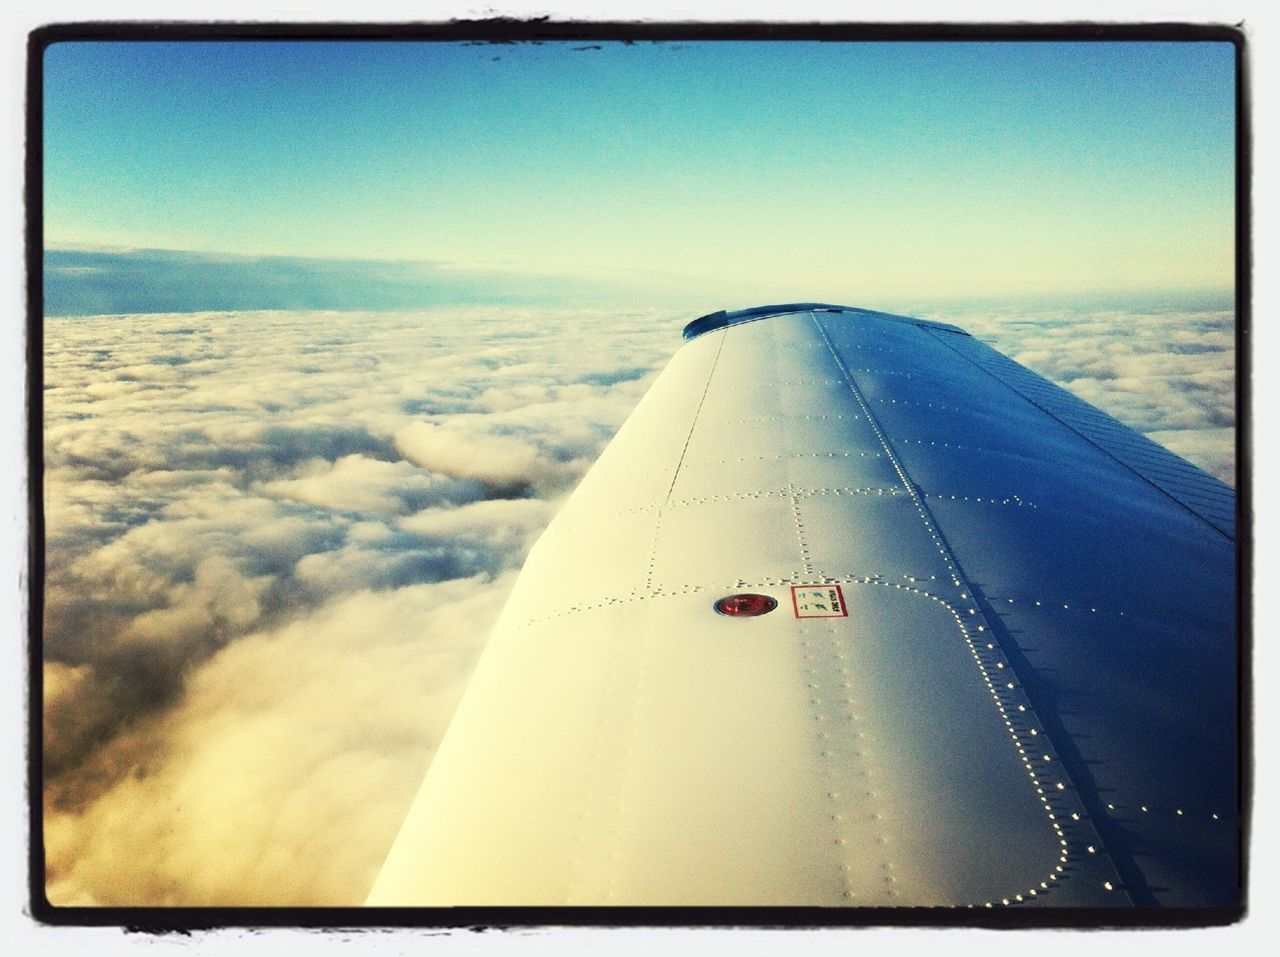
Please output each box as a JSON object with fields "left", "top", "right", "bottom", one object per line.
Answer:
{"left": 42, "top": 307, "right": 684, "bottom": 906}
{"left": 45, "top": 577, "right": 511, "bottom": 906}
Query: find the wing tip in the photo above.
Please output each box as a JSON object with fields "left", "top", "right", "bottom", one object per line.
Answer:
{"left": 682, "top": 303, "right": 970, "bottom": 341}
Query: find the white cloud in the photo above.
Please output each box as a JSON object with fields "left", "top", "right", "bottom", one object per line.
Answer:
{"left": 257, "top": 454, "right": 457, "bottom": 516}
{"left": 399, "top": 497, "right": 556, "bottom": 558}
{"left": 394, "top": 420, "right": 550, "bottom": 489}
{"left": 128, "top": 555, "right": 273, "bottom": 644}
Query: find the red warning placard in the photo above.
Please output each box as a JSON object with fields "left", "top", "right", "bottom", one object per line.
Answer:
{"left": 790, "top": 584, "right": 848, "bottom": 619}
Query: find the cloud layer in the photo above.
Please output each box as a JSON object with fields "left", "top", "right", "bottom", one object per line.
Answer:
{"left": 41, "top": 302, "right": 1234, "bottom": 905}
{"left": 42, "top": 306, "right": 683, "bottom": 905}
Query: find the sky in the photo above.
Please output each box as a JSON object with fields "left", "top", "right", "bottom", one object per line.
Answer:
{"left": 43, "top": 38, "right": 1237, "bottom": 304}
{"left": 33, "top": 26, "right": 1242, "bottom": 916}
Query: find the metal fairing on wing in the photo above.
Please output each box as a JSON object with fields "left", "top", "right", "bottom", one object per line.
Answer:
{"left": 367, "top": 304, "right": 1239, "bottom": 911}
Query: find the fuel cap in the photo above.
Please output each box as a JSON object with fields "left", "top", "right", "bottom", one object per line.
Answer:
{"left": 714, "top": 593, "right": 778, "bottom": 617}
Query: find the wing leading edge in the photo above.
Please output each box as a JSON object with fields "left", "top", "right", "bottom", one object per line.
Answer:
{"left": 368, "top": 305, "right": 1238, "bottom": 910}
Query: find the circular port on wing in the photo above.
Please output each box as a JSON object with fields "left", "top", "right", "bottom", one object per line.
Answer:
{"left": 714, "top": 593, "right": 778, "bottom": 617}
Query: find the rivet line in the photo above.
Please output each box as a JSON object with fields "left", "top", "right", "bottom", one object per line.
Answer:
{"left": 813, "top": 313, "right": 1091, "bottom": 907}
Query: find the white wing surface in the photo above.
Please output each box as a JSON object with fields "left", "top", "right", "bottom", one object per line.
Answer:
{"left": 367, "top": 304, "right": 1238, "bottom": 911}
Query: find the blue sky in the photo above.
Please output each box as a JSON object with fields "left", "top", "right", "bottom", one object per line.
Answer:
{"left": 43, "top": 39, "right": 1236, "bottom": 305}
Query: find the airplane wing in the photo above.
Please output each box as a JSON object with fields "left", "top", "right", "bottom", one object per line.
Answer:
{"left": 366, "top": 303, "right": 1239, "bottom": 911}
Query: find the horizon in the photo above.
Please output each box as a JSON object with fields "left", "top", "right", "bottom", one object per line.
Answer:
{"left": 43, "top": 243, "right": 1237, "bottom": 318}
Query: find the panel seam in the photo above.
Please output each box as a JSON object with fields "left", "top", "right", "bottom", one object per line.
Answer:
{"left": 644, "top": 329, "right": 728, "bottom": 593}
{"left": 809, "top": 311, "right": 1119, "bottom": 906}
{"left": 924, "top": 326, "right": 1234, "bottom": 543}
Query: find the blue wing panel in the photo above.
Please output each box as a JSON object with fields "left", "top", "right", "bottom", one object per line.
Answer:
{"left": 927, "top": 328, "right": 1236, "bottom": 539}
{"left": 812, "top": 307, "right": 1239, "bottom": 907}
